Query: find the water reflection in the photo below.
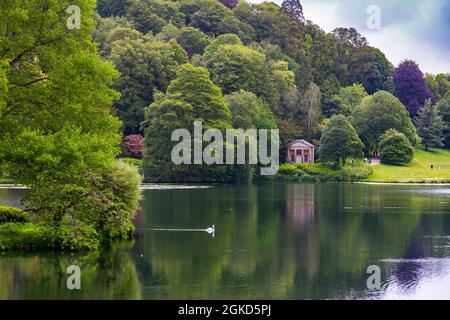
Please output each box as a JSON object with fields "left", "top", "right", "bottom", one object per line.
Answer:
{"left": 1, "top": 183, "right": 450, "bottom": 299}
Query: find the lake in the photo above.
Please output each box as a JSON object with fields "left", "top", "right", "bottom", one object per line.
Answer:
{"left": 1, "top": 182, "right": 450, "bottom": 300}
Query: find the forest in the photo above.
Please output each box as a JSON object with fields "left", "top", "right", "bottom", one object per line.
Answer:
{"left": 92, "top": 0, "right": 450, "bottom": 181}
{"left": 0, "top": 0, "right": 449, "bottom": 250}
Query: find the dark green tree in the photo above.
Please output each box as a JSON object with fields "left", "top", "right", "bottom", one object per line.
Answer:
{"left": 415, "top": 99, "right": 445, "bottom": 150}
{"left": 319, "top": 115, "right": 364, "bottom": 168}
{"left": 142, "top": 64, "right": 233, "bottom": 182}
{"left": 378, "top": 129, "right": 414, "bottom": 164}
{"left": 352, "top": 91, "right": 417, "bottom": 153}
{"left": 437, "top": 93, "right": 450, "bottom": 148}
{"left": 329, "top": 84, "right": 368, "bottom": 116}
{"left": 110, "top": 37, "right": 187, "bottom": 133}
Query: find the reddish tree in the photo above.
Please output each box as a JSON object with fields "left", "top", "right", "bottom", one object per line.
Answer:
{"left": 394, "top": 60, "right": 433, "bottom": 117}
{"left": 121, "top": 134, "right": 144, "bottom": 159}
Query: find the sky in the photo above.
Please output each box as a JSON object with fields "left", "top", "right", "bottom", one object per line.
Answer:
{"left": 247, "top": 0, "right": 450, "bottom": 74}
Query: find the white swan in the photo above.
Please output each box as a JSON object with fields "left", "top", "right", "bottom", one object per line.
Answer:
{"left": 205, "top": 225, "right": 215, "bottom": 236}
{"left": 141, "top": 225, "right": 216, "bottom": 237}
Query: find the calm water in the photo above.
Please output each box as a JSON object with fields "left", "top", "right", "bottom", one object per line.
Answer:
{"left": 1, "top": 182, "right": 450, "bottom": 300}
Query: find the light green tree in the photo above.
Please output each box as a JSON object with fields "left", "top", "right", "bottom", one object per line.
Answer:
{"left": 0, "top": 0, "right": 140, "bottom": 241}
{"left": 330, "top": 83, "right": 368, "bottom": 116}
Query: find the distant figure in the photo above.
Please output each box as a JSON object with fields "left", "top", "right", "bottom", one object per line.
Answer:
{"left": 431, "top": 164, "right": 434, "bottom": 170}
{"left": 438, "top": 166, "right": 441, "bottom": 171}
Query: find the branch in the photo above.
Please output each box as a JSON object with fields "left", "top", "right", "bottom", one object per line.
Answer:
{"left": 10, "top": 76, "right": 49, "bottom": 88}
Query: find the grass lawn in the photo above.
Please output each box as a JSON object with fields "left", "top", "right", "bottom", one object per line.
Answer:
{"left": 369, "top": 148, "right": 450, "bottom": 183}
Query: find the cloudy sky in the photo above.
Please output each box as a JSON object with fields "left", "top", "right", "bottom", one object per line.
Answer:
{"left": 248, "top": 0, "right": 450, "bottom": 74}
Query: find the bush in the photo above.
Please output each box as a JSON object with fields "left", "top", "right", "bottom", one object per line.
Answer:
{"left": 56, "top": 223, "right": 100, "bottom": 251}
{"left": 0, "top": 222, "right": 100, "bottom": 251}
{"left": 0, "top": 223, "right": 51, "bottom": 250}
{"left": 379, "top": 129, "right": 414, "bottom": 164}
{"left": 81, "top": 160, "right": 142, "bottom": 240}
{"left": 0, "top": 206, "right": 28, "bottom": 224}
{"left": 277, "top": 162, "right": 372, "bottom": 182}
{"left": 121, "top": 134, "right": 144, "bottom": 159}
{"left": 24, "top": 160, "right": 142, "bottom": 244}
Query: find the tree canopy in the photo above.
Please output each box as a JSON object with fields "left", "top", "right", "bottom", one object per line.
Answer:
{"left": 352, "top": 91, "right": 417, "bottom": 152}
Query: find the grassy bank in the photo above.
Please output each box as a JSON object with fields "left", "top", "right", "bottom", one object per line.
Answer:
{"left": 369, "top": 148, "right": 450, "bottom": 183}
{"left": 276, "top": 162, "right": 373, "bottom": 182}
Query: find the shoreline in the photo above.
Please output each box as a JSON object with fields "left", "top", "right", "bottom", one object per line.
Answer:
{"left": 2, "top": 181, "right": 450, "bottom": 190}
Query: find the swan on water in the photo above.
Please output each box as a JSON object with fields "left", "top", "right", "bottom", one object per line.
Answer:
{"left": 205, "top": 225, "right": 215, "bottom": 235}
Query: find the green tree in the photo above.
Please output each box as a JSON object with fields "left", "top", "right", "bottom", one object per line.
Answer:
{"left": 437, "top": 93, "right": 450, "bottom": 148}
{"left": 125, "top": 0, "right": 184, "bottom": 34}
{"left": 349, "top": 47, "right": 393, "bottom": 94}
{"left": 426, "top": 73, "right": 450, "bottom": 100}
{"left": 299, "top": 82, "right": 321, "bottom": 139}
{"left": 224, "top": 90, "right": 276, "bottom": 130}
{"left": 415, "top": 99, "right": 445, "bottom": 150}
{"left": 177, "top": 27, "right": 211, "bottom": 57}
{"left": 351, "top": 91, "right": 417, "bottom": 153}
{"left": 142, "top": 64, "right": 233, "bottom": 182}
{"left": 203, "top": 36, "right": 266, "bottom": 95}
{"left": 329, "top": 84, "right": 368, "bottom": 116}
{"left": 319, "top": 115, "right": 364, "bottom": 168}
{"left": 0, "top": 0, "right": 140, "bottom": 239}
{"left": 378, "top": 129, "right": 414, "bottom": 164}
{"left": 189, "top": 0, "right": 232, "bottom": 35}
{"left": 110, "top": 37, "right": 187, "bottom": 133}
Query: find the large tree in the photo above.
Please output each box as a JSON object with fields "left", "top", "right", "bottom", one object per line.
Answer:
{"left": 202, "top": 35, "right": 267, "bottom": 95}
{"left": 224, "top": 90, "right": 276, "bottom": 130}
{"left": 319, "top": 115, "right": 364, "bottom": 168}
{"left": 415, "top": 99, "right": 444, "bottom": 150}
{"left": 329, "top": 84, "right": 368, "bottom": 116}
{"left": 142, "top": 64, "right": 234, "bottom": 182}
{"left": 331, "top": 27, "right": 369, "bottom": 85}
{"left": 351, "top": 91, "right": 417, "bottom": 153}
{"left": 0, "top": 0, "right": 140, "bottom": 238}
{"left": 110, "top": 37, "right": 187, "bottom": 133}
{"left": 349, "top": 47, "right": 393, "bottom": 94}
{"left": 393, "top": 60, "right": 433, "bottom": 117}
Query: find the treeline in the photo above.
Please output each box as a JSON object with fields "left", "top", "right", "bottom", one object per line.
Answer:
{"left": 94, "top": 0, "right": 450, "bottom": 180}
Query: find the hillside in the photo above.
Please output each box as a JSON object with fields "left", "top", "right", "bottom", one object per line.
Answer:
{"left": 369, "top": 148, "right": 450, "bottom": 183}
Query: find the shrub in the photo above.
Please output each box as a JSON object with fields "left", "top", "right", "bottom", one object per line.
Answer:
{"left": 0, "top": 223, "right": 51, "bottom": 250}
{"left": 0, "top": 222, "right": 100, "bottom": 251}
{"left": 55, "top": 222, "right": 100, "bottom": 251}
{"left": 24, "top": 160, "right": 142, "bottom": 243}
{"left": 81, "top": 160, "right": 142, "bottom": 240}
{"left": 277, "top": 162, "right": 372, "bottom": 182}
{"left": 0, "top": 206, "right": 28, "bottom": 224}
{"left": 379, "top": 129, "right": 414, "bottom": 164}
{"left": 121, "top": 134, "right": 144, "bottom": 159}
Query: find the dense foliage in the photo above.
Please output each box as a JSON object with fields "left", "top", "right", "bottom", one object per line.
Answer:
{"left": 0, "top": 0, "right": 141, "bottom": 250}
{"left": 89, "top": 0, "right": 449, "bottom": 185}
{"left": 351, "top": 91, "right": 417, "bottom": 152}
{"left": 415, "top": 99, "right": 445, "bottom": 150}
{"left": 378, "top": 129, "right": 414, "bottom": 164}
{"left": 319, "top": 115, "right": 364, "bottom": 168}
{"left": 394, "top": 60, "right": 434, "bottom": 117}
